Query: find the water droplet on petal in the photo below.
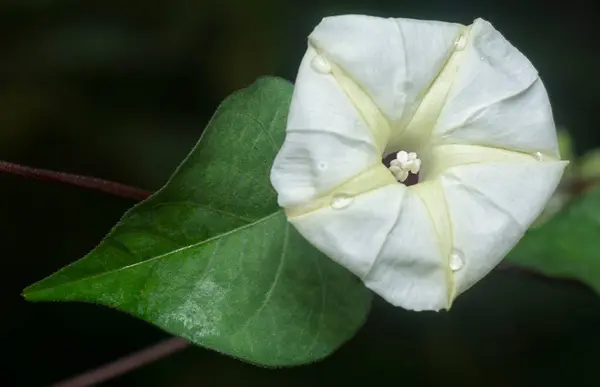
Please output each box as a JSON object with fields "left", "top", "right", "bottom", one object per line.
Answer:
{"left": 449, "top": 251, "right": 464, "bottom": 271}
{"left": 534, "top": 152, "right": 543, "bottom": 161}
{"left": 331, "top": 194, "right": 353, "bottom": 210}
{"left": 455, "top": 35, "right": 467, "bottom": 50}
{"left": 317, "top": 161, "right": 328, "bottom": 171}
{"left": 311, "top": 55, "right": 331, "bottom": 74}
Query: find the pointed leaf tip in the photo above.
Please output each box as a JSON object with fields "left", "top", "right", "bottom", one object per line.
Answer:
{"left": 22, "top": 76, "right": 372, "bottom": 366}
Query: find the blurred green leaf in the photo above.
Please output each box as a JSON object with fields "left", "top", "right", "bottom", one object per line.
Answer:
{"left": 578, "top": 149, "right": 600, "bottom": 181}
{"left": 557, "top": 128, "right": 575, "bottom": 164}
{"left": 507, "top": 186, "right": 600, "bottom": 294}
{"left": 22, "top": 76, "right": 372, "bottom": 366}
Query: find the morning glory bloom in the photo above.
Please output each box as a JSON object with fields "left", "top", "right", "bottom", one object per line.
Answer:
{"left": 270, "top": 15, "right": 568, "bottom": 311}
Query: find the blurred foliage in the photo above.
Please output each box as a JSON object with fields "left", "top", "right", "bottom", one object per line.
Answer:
{"left": 1, "top": 1, "right": 599, "bottom": 386}
{"left": 509, "top": 186, "right": 600, "bottom": 294}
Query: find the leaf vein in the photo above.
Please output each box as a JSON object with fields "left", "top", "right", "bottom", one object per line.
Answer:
{"left": 237, "top": 111, "right": 279, "bottom": 152}
{"left": 24, "top": 212, "right": 281, "bottom": 296}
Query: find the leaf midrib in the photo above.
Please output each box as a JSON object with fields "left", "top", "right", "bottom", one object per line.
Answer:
{"left": 150, "top": 199, "right": 257, "bottom": 224}
{"left": 23, "top": 211, "right": 283, "bottom": 298}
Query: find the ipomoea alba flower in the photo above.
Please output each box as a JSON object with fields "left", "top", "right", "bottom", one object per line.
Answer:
{"left": 270, "top": 15, "right": 568, "bottom": 311}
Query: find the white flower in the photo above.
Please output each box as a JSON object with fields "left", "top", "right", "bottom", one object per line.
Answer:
{"left": 270, "top": 15, "right": 568, "bottom": 311}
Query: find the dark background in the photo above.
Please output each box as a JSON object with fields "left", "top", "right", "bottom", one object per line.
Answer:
{"left": 1, "top": 1, "right": 599, "bottom": 386}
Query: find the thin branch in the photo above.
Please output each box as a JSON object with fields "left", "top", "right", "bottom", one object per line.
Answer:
{"left": 0, "top": 160, "right": 151, "bottom": 201}
{"left": 52, "top": 338, "right": 190, "bottom": 387}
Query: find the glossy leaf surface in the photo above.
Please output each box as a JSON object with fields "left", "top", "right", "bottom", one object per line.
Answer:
{"left": 23, "top": 77, "right": 372, "bottom": 366}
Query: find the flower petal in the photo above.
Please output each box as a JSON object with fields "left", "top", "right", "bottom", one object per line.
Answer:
{"left": 367, "top": 188, "right": 450, "bottom": 311}
{"left": 270, "top": 46, "right": 380, "bottom": 207}
{"left": 289, "top": 184, "right": 450, "bottom": 311}
{"left": 309, "top": 15, "right": 462, "bottom": 126}
{"left": 423, "top": 143, "right": 540, "bottom": 180}
{"left": 270, "top": 130, "right": 380, "bottom": 207}
{"left": 271, "top": 15, "right": 568, "bottom": 312}
{"left": 439, "top": 160, "right": 567, "bottom": 297}
{"left": 433, "top": 19, "right": 559, "bottom": 157}
{"left": 286, "top": 46, "right": 376, "bottom": 145}
{"left": 288, "top": 184, "right": 407, "bottom": 281}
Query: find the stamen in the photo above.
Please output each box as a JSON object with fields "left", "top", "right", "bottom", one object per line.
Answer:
{"left": 387, "top": 150, "right": 421, "bottom": 183}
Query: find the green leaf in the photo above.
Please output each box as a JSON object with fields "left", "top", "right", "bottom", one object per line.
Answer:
{"left": 579, "top": 148, "right": 600, "bottom": 181}
{"left": 507, "top": 186, "right": 600, "bottom": 294}
{"left": 23, "top": 76, "right": 372, "bottom": 366}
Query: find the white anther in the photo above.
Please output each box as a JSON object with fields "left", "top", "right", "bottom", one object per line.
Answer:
{"left": 396, "top": 151, "right": 409, "bottom": 164}
{"left": 410, "top": 158, "right": 422, "bottom": 174}
{"left": 389, "top": 165, "right": 402, "bottom": 174}
{"left": 388, "top": 150, "right": 422, "bottom": 182}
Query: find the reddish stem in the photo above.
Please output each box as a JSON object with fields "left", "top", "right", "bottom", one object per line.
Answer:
{"left": 569, "top": 177, "right": 600, "bottom": 196}
{"left": 52, "top": 338, "right": 190, "bottom": 387}
{"left": 0, "top": 160, "right": 151, "bottom": 201}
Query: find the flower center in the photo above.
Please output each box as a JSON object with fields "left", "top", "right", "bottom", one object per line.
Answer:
{"left": 383, "top": 150, "right": 421, "bottom": 185}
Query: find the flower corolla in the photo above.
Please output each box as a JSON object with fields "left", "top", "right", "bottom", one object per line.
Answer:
{"left": 270, "top": 15, "right": 568, "bottom": 311}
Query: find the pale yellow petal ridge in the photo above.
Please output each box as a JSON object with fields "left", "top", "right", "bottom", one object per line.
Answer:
{"left": 314, "top": 46, "right": 392, "bottom": 154}
{"left": 409, "top": 181, "right": 455, "bottom": 307}
{"left": 287, "top": 23, "right": 471, "bottom": 219}
{"left": 387, "top": 25, "right": 470, "bottom": 155}
{"left": 289, "top": 184, "right": 408, "bottom": 280}
{"left": 438, "top": 160, "right": 567, "bottom": 297}
{"left": 422, "top": 143, "right": 560, "bottom": 181}
{"left": 433, "top": 19, "right": 560, "bottom": 157}
{"left": 284, "top": 162, "right": 397, "bottom": 218}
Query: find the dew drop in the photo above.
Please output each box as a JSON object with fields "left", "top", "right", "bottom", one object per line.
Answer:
{"left": 330, "top": 194, "right": 354, "bottom": 210}
{"left": 311, "top": 55, "right": 332, "bottom": 74}
{"left": 449, "top": 251, "right": 464, "bottom": 271}
{"left": 534, "top": 152, "right": 543, "bottom": 161}
{"left": 479, "top": 56, "right": 485, "bottom": 61}
{"left": 454, "top": 35, "right": 467, "bottom": 50}
{"left": 317, "top": 161, "right": 328, "bottom": 171}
